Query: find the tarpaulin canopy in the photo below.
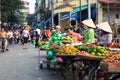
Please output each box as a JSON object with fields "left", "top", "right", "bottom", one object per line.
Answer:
{"left": 70, "top": 4, "right": 95, "bottom": 15}
{"left": 70, "top": 5, "right": 88, "bottom": 15}
{"left": 60, "top": 5, "right": 88, "bottom": 21}
{"left": 60, "top": 4, "right": 96, "bottom": 21}
{"left": 60, "top": 13, "right": 70, "bottom": 21}
{"left": 60, "top": 13, "right": 78, "bottom": 21}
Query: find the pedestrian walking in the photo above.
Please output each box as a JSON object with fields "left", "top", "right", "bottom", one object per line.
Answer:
{"left": 0, "top": 28, "right": 9, "bottom": 52}
{"left": 35, "top": 28, "right": 41, "bottom": 48}
{"left": 14, "top": 29, "right": 20, "bottom": 44}
{"left": 7, "top": 29, "right": 14, "bottom": 44}
{"left": 22, "top": 26, "right": 30, "bottom": 49}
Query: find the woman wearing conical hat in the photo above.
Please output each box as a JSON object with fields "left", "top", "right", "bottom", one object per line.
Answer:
{"left": 82, "top": 19, "right": 96, "bottom": 44}
{"left": 96, "top": 22, "right": 113, "bottom": 46}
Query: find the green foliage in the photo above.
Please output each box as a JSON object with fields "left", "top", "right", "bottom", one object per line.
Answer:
{"left": 1, "top": 0, "right": 24, "bottom": 23}
{"left": 41, "top": 0, "right": 45, "bottom": 8}
{"left": 26, "top": 14, "right": 35, "bottom": 25}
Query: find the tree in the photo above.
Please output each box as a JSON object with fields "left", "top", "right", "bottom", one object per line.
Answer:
{"left": 1, "top": 0, "right": 24, "bottom": 23}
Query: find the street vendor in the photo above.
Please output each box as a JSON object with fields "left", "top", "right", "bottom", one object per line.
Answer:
{"left": 67, "top": 27, "right": 83, "bottom": 42}
{"left": 82, "top": 19, "right": 96, "bottom": 44}
{"left": 49, "top": 25, "right": 64, "bottom": 46}
{"left": 96, "top": 22, "right": 113, "bottom": 46}
{"left": 45, "top": 27, "right": 51, "bottom": 38}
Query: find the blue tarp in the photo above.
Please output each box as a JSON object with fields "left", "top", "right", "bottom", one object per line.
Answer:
{"left": 60, "top": 13, "right": 79, "bottom": 21}
{"left": 71, "top": 13, "right": 78, "bottom": 20}
{"left": 60, "top": 13, "right": 70, "bottom": 21}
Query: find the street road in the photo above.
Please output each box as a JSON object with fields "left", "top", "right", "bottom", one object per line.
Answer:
{"left": 0, "top": 43, "right": 63, "bottom": 80}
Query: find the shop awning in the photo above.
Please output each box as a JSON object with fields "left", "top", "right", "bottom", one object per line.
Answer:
{"left": 60, "top": 4, "right": 96, "bottom": 21}
{"left": 60, "top": 5, "right": 89, "bottom": 21}
{"left": 70, "top": 4, "right": 95, "bottom": 15}
{"left": 60, "top": 13, "right": 78, "bottom": 21}
{"left": 70, "top": 5, "right": 88, "bottom": 15}
{"left": 60, "top": 13, "right": 70, "bottom": 21}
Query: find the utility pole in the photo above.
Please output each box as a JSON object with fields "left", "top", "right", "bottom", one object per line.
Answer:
{"left": 0, "top": 0, "right": 1, "bottom": 29}
{"left": 88, "top": 0, "right": 91, "bottom": 19}
{"left": 107, "top": 0, "right": 110, "bottom": 23}
{"left": 96, "top": 0, "right": 98, "bottom": 24}
{"left": 79, "top": 0, "right": 82, "bottom": 23}
{"left": 51, "top": 0, "right": 54, "bottom": 26}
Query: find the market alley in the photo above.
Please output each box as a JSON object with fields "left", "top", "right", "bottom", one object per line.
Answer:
{"left": 0, "top": 43, "right": 62, "bottom": 80}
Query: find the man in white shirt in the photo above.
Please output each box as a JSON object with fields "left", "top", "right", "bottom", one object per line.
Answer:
{"left": 36, "top": 28, "right": 41, "bottom": 35}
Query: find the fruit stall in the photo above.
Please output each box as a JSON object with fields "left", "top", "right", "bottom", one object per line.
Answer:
{"left": 38, "top": 36, "right": 120, "bottom": 80}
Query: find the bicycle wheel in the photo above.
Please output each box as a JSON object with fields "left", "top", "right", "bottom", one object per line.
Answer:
{"left": 89, "top": 67, "right": 98, "bottom": 80}
{"left": 111, "top": 74, "right": 120, "bottom": 80}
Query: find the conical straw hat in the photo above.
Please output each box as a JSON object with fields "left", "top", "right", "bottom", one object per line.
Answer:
{"left": 96, "top": 22, "right": 112, "bottom": 33}
{"left": 82, "top": 19, "right": 96, "bottom": 28}
{"left": 56, "top": 25, "right": 61, "bottom": 29}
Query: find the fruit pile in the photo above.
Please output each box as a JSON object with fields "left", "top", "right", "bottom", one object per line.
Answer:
{"left": 77, "top": 51, "right": 91, "bottom": 56}
{"left": 38, "top": 41, "right": 49, "bottom": 47}
{"left": 62, "top": 36, "right": 75, "bottom": 43}
{"left": 49, "top": 44, "right": 61, "bottom": 50}
{"left": 77, "top": 46, "right": 108, "bottom": 57}
{"left": 111, "top": 43, "right": 120, "bottom": 48}
{"left": 106, "top": 51, "right": 120, "bottom": 58}
{"left": 77, "top": 46, "right": 89, "bottom": 51}
{"left": 57, "top": 46, "right": 79, "bottom": 55}
{"left": 104, "top": 52, "right": 120, "bottom": 66}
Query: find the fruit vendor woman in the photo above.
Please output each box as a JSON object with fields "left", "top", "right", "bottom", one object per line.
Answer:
{"left": 96, "top": 22, "right": 113, "bottom": 46}
{"left": 49, "top": 26, "right": 64, "bottom": 45}
{"left": 82, "top": 19, "right": 96, "bottom": 44}
{"left": 67, "top": 27, "right": 83, "bottom": 42}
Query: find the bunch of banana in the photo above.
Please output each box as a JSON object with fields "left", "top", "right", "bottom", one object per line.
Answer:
{"left": 62, "top": 36, "right": 75, "bottom": 43}
{"left": 57, "top": 46, "right": 79, "bottom": 55}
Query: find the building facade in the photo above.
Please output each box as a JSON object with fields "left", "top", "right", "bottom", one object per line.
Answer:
{"left": 53, "top": 0, "right": 97, "bottom": 28}
{"left": 98, "top": 0, "right": 120, "bottom": 25}
{"left": 21, "top": 0, "right": 29, "bottom": 23}
{"left": 35, "top": 0, "right": 107, "bottom": 29}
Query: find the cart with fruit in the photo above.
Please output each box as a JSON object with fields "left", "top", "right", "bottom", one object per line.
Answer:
{"left": 55, "top": 45, "right": 80, "bottom": 80}
{"left": 99, "top": 51, "right": 120, "bottom": 80}
{"left": 75, "top": 45, "right": 106, "bottom": 80}
{"left": 38, "top": 41, "right": 51, "bottom": 69}
{"left": 54, "top": 45, "right": 106, "bottom": 80}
